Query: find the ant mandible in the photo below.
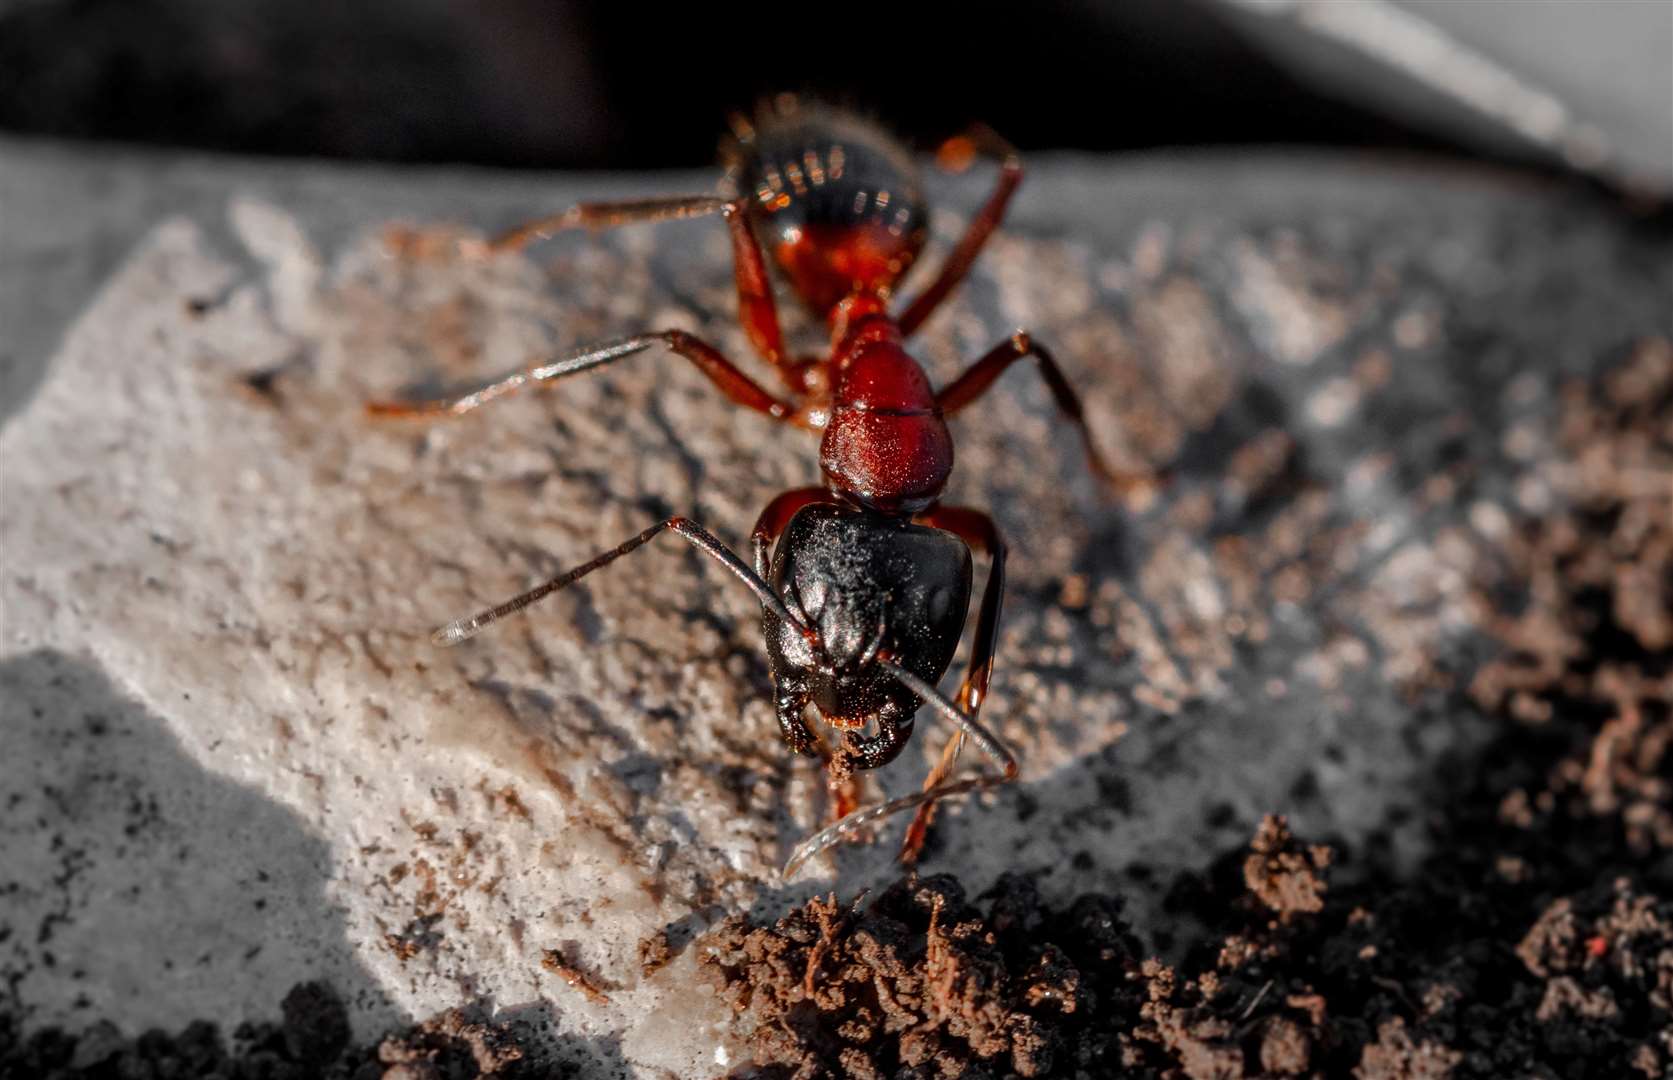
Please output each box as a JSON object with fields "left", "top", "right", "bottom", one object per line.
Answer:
{"left": 371, "top": 98, "right": 1154, "bottom": 878}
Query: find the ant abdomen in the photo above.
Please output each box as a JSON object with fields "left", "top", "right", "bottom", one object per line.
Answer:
{"left": 725, "top": 104, "right": 930, "bottom": 317}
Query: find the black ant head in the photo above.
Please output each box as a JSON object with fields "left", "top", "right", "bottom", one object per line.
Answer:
{"left": 761, "top": 504, "right": 971, "bottom": 768}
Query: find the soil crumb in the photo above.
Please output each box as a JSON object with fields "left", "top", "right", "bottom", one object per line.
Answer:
{"left": 638, "top": 930, "right": 674, "bottom": 978}
{"left": 541, "top": 948, "right": 612, "bottom": 1006}
{"left": 1242, "top": 815, "right": 1331, "bottom": 919}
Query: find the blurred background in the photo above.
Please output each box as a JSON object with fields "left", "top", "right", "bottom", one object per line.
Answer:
{"left": 1, "top": 0, "right": 1668, "bottom": 196}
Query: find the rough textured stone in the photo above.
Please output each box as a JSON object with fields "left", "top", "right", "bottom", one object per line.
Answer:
{"left": 2, "top": 139, "right": 1668, "bottom": 1074}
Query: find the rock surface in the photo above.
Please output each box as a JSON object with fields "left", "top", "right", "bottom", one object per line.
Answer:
{"left": 2, "top": 139, "right": 1668, "bottom": 1075}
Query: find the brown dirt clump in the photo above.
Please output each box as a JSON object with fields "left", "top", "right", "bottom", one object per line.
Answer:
{"left": 702, "top": 828, "right": 1373, "bottom": 1079}
{"left": 1242, "top": 816, "right": 1332, "bottom": 920}
{"left": 541, "top": 948, "right": 612, "bottom": 1006}
{"left": 372, "top": 1007, "right": 529, "bottom": 1079}
{"left": 703, "top": 344, "right": 1673, "bottom": 1078}
{"left": 703, "top": 872, "right": 1152, "bottom": 1078}
{"left": 637, "top": 929, "right": 674, "bottom": 977}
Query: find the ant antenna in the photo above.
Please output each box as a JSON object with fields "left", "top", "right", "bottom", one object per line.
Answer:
{"left": 433, "top": 517, "right": 815, "bottom": 647}
{"left": 783, "top": 776, "right": 1006, "bottom": 880}
{"left": 876, "top": 660, "right": 1017, "bottom": 778}
{"left": 782, "top": 660, "right": 1018, "bottom": 879}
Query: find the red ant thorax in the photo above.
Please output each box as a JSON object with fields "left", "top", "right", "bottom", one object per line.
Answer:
{"left": 820, "top": 312, "right": 952, "bottom": 513}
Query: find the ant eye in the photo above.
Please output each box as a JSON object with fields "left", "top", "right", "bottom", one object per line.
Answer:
{"left": 925, "top": 584, "right": 954, "bottom": 624}
{"left": 796, "top": 576, "right": 828, "bottom": 619}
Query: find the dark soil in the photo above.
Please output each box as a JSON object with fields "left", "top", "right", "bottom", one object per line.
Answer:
{"left": 0, "top": 982, "right": 541, "bottom": 1079}
{"left": 702, "top": 344, "right": 1673, "bottom": 1078}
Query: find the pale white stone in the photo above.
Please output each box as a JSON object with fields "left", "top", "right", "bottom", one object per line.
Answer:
{"left": 2, "top": 185, "right": 1498, "bottom": 1073}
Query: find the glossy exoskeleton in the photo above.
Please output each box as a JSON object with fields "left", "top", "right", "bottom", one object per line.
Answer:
{"left": 762, "top": 506, "right": 970, "bottom": 771}
{"left": 371, "top": 97, "right": 1155, "bottom": 877}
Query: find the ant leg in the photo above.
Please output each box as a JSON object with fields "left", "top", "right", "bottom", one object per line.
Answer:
{"left": 782, "top": 659, "right": 1019, "bottom": 880}
{"left": 827, "top": 773, "right": 863, "bottom": 821}
{"left": 899, "top": 506, "right": 1006, "bottom": 863}
{"left": 781, "top": 692, "right": 864, "bottom": 822}
{"left": 486, "top": 195, "right": 727, "bottom": 254}
{"left": 368, "top": 329, "right": 801, "bottom": 424}
{"left": 782, "top": 775, "right": 1009, "bottom": 880}
{"left": 915, "top": 507, "right": 1006, "bottom": 716}
{"left": 750, "top": 487, "right": 833, "bottom": 578}
{"left": 900, "top": 730, "right": 967, "bottom": 862}
{"left": 753, "top": 489, "right": 837, "bottom": 762}
{"left": 939, "top": 331, "right": 1159, "bottom": 502}
{"left": 432, "top": 516, "right": 815, "bottom": 648}
{"left": 485, "top": 196, "right": 787, "bottom": 369}
{"left": 896, "top": 125, "right": 1023, "bottom": 337}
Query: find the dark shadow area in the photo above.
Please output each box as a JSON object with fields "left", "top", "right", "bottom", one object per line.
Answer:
{"left": 0, "top": 982, "right": 633, "bottom": 1077}
{"left": 0, "top": 0, "right": 1471, "bottom": 170}
{"left": 0, "top": 650, "right": 637, "bottom": 1076}
{"left": 0, "top": 650, "right": 399, "bottom": 1043}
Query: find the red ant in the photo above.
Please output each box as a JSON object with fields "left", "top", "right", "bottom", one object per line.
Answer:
{"left": 371, "top": 98, "right": 1155, "bottom": 878}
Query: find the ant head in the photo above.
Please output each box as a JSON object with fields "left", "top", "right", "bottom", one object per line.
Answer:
{"left": 761, "top": 504, "right": 972, "bottom": 756}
